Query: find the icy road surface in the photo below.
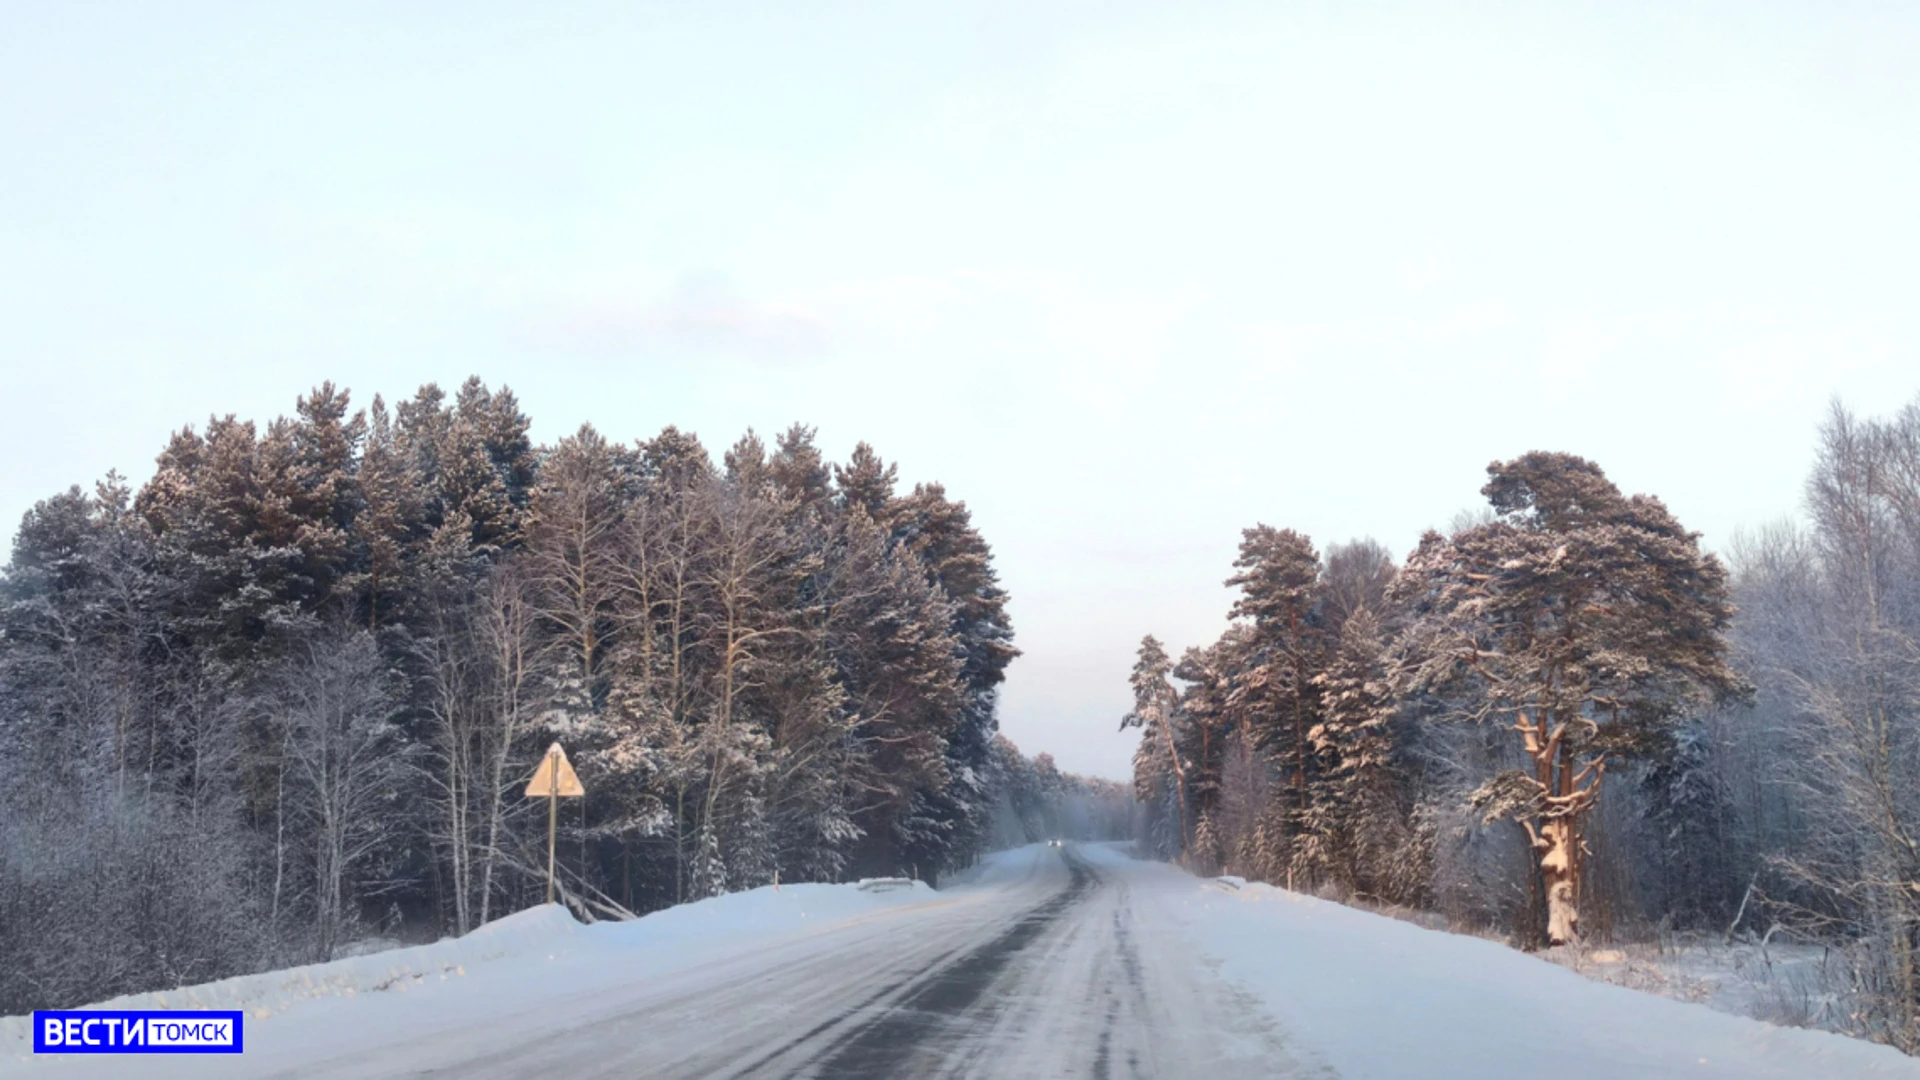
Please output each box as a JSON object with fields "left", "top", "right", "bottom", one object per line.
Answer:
{"left": 9, "top": 843, "right": 1920, "bottom": 1078}
{"left": 372, "top": 842, "right": 1306, "bottom": 1079}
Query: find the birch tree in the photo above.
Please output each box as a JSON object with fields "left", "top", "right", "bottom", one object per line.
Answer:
{"left": 273, "top": 627, "right": 408, "bottom": 960}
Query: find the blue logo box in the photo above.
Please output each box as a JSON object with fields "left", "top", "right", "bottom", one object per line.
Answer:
{"left": 33, "top": 1010, "right": 244, "bottom": 1054}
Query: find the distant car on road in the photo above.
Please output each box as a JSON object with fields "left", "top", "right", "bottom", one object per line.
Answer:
{"left": 1047, "top": 839, "right": 1063, "bottom": 847}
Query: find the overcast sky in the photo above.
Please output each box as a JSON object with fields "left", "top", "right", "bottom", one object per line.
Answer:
{"left": 4, "top": 1, "right": 1918, "bottom": 779}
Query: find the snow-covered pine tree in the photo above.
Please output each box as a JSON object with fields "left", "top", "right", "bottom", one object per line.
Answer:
{"left": 1173, "top": 641, "right": 1232, "bottom": 867}
{"left": 1304, "top": 608, "right": 1406, "bottom": 898}
{"left": 728, "top": 789, "right": 776, "bottom": 891}
{"left": 833, "top": 442, "right": 902, "bottom": 531}
{"left": 1192, "top": 812, "right": 1222, "bottom": 876}
{"left": 1249, "top": 798, "right": 1291, "bottom": 885}
{"left": 1641, "top": 721, "right": 1739, "bottom": 926}
{"left": 1391, "top": 452, "right": 1744, "bottom": 945}
{"left": 768, "top": 424, "right": 834, "bottom": 516}
{"left": 345, "top": 394, "right": 427, "bottom": 632}
{"left": 256, "top": 382, "right": 363, "bottom": 614}
{"left": 1227, "top": 526, "right": 1327, "bottom": 885}
{"left": 1121, "top": 635, "right": 1188, "bottom": 858}
{"left": 824, "top": 503, "right": 962, "bottom": 875}
{"left": 893, "top": 483, "right": 1016, "bottom": 877}
{"left": 692, "top": 817, "right": 727, "bottom": 900}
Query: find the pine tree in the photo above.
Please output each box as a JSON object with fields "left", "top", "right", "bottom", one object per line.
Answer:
{"left": 1642, "top": 721, "right": 1739, "bottom": 925}
{"left": 450, "top": 378, "right": 534, "bottom": 551}
{"left": 1249, "top": 798, "right": 1291, "bottom": 885}
{"left": 347, "top": 395, "right": 426, "bottom": 631}
{"left": 729, "top": 790, "right": 776, "bottom": 891}
{"left": 1227, "top": 526, "right": 1327, "bottom": 882}
{"left": 1304, "top": 608, "right": 1403, "bottom": 896}
{"left": 834, "top": 442, "right": 900, "bottom": 529}
{"left": 693, "top": 817, "right": 727, "bottom": 900}
{"left": 1121, "top": 635, "right": 1188, "bottom": 858}
{"left": 1391, "top": 452, "right": 1744, "bottom": 945}
{"left": 892, "top": 483, "right": 1016, "bottom": 876}
{"left": 769, "top": 424, "right": 833, "bottom": 514}
{"left": 287, "top": 382, "right": 365, "bottom": 610}
{"left": 1192, "top": 812, "right": 1222, "bottom": 876}
{"left": 397, "top": 379, "right": 530, "bottom": 564}
{"left": 826, "top": 504, "right": 962, "bottom": 873}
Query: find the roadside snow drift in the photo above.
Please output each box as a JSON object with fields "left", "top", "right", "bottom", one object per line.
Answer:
{"left": 1, "top": 870, "right": 942, "bottom": 1074}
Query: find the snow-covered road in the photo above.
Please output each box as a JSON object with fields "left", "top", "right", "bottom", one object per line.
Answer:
{"left": 336, "top": 843, "right": 1303, "bottom": 1079}
{"left": 9, "top": 843, "right": 1920, "bottom": 1078}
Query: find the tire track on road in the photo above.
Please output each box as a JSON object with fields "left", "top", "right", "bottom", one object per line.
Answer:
{"left": 794, "top": 846, "right": 1100, "bottom": 1078}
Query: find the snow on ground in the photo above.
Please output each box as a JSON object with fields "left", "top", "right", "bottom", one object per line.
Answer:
{"left": 1557, "top": 937, "right": 1853, "bottom": 1033}
{"left": 0, "top": 865, "right": 950, "bottom": 1075}
{"left": 1121, "top": 845, "right": 1920, "bottom": 1079}
{"left": 6, "top": 842, "right": 1920, "bottom": 1078}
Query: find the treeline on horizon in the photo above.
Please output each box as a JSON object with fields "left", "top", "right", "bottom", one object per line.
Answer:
{"left": 1123, "top": 393, "right": 1920, "bottom": 1052}
{"left": 0, "top": 377, "right": 1129, "bottom": 1015}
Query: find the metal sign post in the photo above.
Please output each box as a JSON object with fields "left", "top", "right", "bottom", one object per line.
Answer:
{"left": 524, "top": 742, "right": 585, "bottom": 906}
{"left": 546, "top": 757, "right": 557, "bottom": 904}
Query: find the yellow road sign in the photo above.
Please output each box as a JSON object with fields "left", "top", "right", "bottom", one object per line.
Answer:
{"left": 525, "top": 742, "right": 585, "bottom": 798}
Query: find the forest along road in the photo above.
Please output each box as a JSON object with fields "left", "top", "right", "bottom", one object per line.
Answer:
{"left": 284, "top": 844, "right": 1306, "bottom": 1080}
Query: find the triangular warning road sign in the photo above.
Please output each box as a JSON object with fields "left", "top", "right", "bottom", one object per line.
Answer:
{"left": 524, "top": 742, "right": 585, "bottom": 797}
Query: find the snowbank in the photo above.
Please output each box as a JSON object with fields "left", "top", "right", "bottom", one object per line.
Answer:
{"left": 0, "top": 904, "right": 580, "bottom": 1052}
{"left": 575, "top": 875, "right": 939, "bottom": 969}
{"left": 0, "top": 875, "right": 940, "bottom": 1068}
